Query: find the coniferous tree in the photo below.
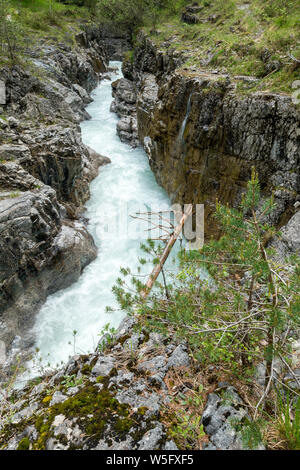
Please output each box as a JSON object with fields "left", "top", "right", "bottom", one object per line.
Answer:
{"left": 112, "top": 170, "right": 300, "bottom": 416}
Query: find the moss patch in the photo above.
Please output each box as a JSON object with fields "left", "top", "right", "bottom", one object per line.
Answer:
{"left": 16, "top": 437, "right": 30, "bottom": 450}
{"left": 32, "top": 384, "right": 135, "bottom": 449}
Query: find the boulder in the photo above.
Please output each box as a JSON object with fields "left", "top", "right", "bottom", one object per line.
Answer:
{"left": 0, "top": 185, "right": 97, "bottom": 350}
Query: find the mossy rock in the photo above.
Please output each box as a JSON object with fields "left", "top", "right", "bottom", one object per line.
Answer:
{"left": 17, "top": 437, "right": 30, "bottom": 450}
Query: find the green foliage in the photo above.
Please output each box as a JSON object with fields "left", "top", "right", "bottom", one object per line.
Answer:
{"left": 96, "top": 0, "right": 184, "bottom": 34}
{"left": 2, "top": 0, "right": 92, "bottom": 48}
{"left": 277, "top": 391, "right": 300, "bottom": 450}
{"left": 170, "top": 413, "right": 205, "bottom": 449}
{"left": 0, "top": 0, "right": 24, "bottom": 62}
{"left": 112, "top": 170, "right": 300, "bottom": 414}
{"left": 260, "top": 0, "right": 295, "bottom": 20}
{"left": 98, "top": 323, "right": 117, "bottom": 352}
{"left": 16, "top": 436, "right": 30, "bottom": 450}
{"left": 236, "top": 418, "right": 265, "bottom": 450}
{"left": 168, "top": 385, "right": 206, "bottom": 449}
{"left": 145, "top": 0, "right": 300, "bottom": 94}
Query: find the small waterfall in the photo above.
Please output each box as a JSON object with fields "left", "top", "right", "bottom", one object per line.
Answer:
{"left": 179, "top": 93, "right": 193, "bottom": 144}
{"left": 177, "top": 92, "right": 193, "bottom": 163}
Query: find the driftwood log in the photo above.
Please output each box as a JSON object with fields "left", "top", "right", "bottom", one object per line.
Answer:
{"left": 141, "top": 204, "right": 193, "bottom": 299}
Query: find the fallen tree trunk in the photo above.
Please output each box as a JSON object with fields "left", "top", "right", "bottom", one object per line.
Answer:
{"left": 141, "top": 204, "right": 193, "bottom": 299}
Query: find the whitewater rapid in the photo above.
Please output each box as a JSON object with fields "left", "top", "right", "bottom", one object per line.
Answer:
{"left": 29, "top": 62, "right": 172, "bottom": 369}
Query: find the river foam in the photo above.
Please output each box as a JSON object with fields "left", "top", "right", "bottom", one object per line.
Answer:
{"left": 29, "top": 62, "right": 171, "bottom": 369}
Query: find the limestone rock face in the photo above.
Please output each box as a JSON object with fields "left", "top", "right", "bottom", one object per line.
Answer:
{"left": 201, "top": 384, "right": 265, "bottom": 450}
{"left": 127, "top": 36, "right": 300, "bottom": 239}
{"left": 0, "top": 29, "right": 110, "bottom": 358}
{"left": 111, "top": 78, "right": 139, "bottom": 147}
{"left": 272, "top": 211, "right": 300, "bottom": 260}
{"left": 129, "top": 32, "right": 183, "bottom": 81}
{"left": 85, "top": 24, "right": 132, "bottom": 61}
{"left": 0, "top": 315, "right": 266, "bottom": 451}
{"left": 0, "top": 184, "right": 97, "bottom": 349}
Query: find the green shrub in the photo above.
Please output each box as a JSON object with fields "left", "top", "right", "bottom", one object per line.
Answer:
{"left": 112, "top": 170, "right": 300, "bottom": 419}
{"left": 277, "top": 392, "right": 300, "bottom": 450}
{"left": 0, "top": 0, "right": 24, "bottom": 62}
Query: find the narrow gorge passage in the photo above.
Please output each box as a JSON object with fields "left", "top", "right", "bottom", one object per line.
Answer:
{"left": 30, "top": 62, "right": 171, "bottom": 370}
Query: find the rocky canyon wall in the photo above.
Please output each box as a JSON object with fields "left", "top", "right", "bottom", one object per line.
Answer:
{"left": 0, "top": 27, "right": 112, "bottom": 366}
{"left": 114, "top": 32, "right": 300, "bottom": 240}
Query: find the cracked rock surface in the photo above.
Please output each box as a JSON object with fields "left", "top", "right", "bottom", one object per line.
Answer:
{"left": 0, "top": 27, "right": 113, "bottom": 365}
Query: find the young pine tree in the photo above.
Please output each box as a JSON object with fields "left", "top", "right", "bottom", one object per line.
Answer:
{"left": 112, "top": 169, "right": 300, "bottom": 414}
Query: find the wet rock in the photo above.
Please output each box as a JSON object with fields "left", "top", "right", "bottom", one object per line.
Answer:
{"left": 0, "top": 186, "right": 97, "bottom": 351}
{"left": 72, "top": 83, "right": 92, "bottom": 105}
{"left": 111, "top": 77, "right": 140, "bottom": 147}
{"left": 117, "top": 116, "right": 132, "bottom": 133}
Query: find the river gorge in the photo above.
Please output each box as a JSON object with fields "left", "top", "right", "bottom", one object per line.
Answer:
{"left": 31, "top": 62, "right": 172, "bottom": 370}
{"left": 0, "top": 10, "right": 299, "bottom": 450}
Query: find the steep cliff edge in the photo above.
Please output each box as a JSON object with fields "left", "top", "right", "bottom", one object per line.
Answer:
{"left": 114, "top": 32, "right": 300, "bottom": 239}
{"left": 0, "top": 27, "right": 112, "bottom": 366}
